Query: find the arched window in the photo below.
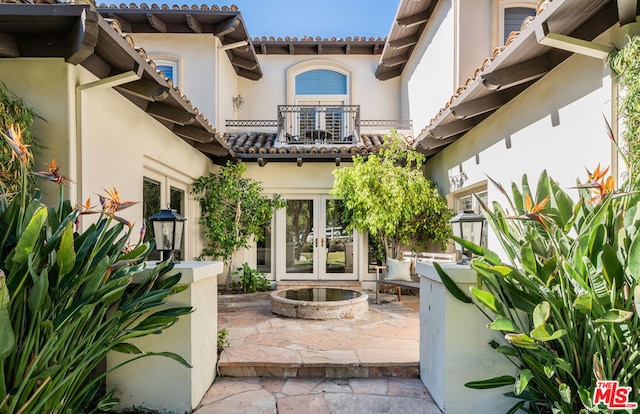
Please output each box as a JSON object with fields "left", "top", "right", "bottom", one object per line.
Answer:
{"left": 503, "top": 7, "right": 536, "bottom": 44}
{"left": 295, "top": 70, "right": 347, "bottom": 95}
{"left": 493, "top": 1, "right": 536, "bottom": 47}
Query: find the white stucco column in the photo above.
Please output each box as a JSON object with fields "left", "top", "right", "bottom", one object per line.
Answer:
{"left": 417, "top": 261, "right": 517, "bottom": 414}
{"left": 107, "top": 261, "right": 223, "bottom": 413}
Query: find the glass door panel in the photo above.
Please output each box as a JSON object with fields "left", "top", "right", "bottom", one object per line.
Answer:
{"left": 284, "top": 199, "right": 315, "bottom": 276}
{"left": 320, "top": 197, "right": 356, "bottom": 280}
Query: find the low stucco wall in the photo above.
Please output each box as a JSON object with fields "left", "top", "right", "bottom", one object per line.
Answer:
{"left": 417, "top": 261, "right": 516, "bottom": 414}
{"left": 107, "top": 261, "right": 222, "bottom": 413}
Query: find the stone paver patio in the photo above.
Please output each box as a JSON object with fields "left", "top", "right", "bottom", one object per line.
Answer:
{"left": 193, "top": 290, "right": 442, "bottom": 413}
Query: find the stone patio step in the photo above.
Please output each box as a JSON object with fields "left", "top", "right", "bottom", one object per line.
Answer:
{"left": 217, "top": 362, "right": 419, "bottom": 378}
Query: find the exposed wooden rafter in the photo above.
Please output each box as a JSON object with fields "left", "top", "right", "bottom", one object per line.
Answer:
{"left": 66, "top": 9, "right": 100, "bottom": 65}
{"left": 381, "top": 54, "right": 408, "bottom": 67}
{"left": 173, "top": 125, "right": 215, "bottom": 143}
{"left": 147, "top": 102, "right": 196, "bottom": 125}
{"left": 116, "top": 79, "right": 170, "bottom": 102}
{"left": 231, "top": 56, "right": 258, "bottom": 70}
{"left": 109, "top": 14, "right": 132, "bottom": 32}
{"left": 189, "top": 141, "right": 230, "bottom": 157}
{"left": 146, "top": 13, "right": 167, "bottom": 33}
{"left": 617, "top": 0, "right": 639, "bottom": 26}
{"left": 388, "top": 34, "right": 419, "bottom": 49}
{"left": 450, "top": 93, "right": 504, "bottom": 119}
{"left": 397, "top": 11, "right": 430, "bottom": 28}
{"left": 213, "top": 16, "right": 238, "bottom": 37}
{"left": 0, "top": 32, "right": 18, "bottom": 58}
{"left": 431, "top": 119, "right": 476, "bottom": 139}
{"left": 261, "top": 43, "right": 267, "bottom": 54}
{"left": 185, "top": 14, "right": 202, "bottom": 33}
{"left": 481, "top": 55, "right": 551, "bottom": 90}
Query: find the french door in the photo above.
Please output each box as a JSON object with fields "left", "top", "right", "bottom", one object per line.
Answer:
{"left": 276, "top": 195, "right": 357, "bottom": 280}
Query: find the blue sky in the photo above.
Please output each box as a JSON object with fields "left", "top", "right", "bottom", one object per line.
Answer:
{"left": 187, "top": 1, "right": 398, "bottom": 39}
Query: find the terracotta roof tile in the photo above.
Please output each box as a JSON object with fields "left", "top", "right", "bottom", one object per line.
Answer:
{"left": 97, "top": 3, "right": 238, "bottom": 11}
{"left": 417, "top": 0, "right": 553, "bottom": 140}
{"left": 224, "top": 132, "right": 394, "bottom": 160}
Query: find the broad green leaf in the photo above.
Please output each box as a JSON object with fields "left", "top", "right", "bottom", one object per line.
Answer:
{"left": 573, "top": 294, "right": 593, "bottom": 315}
{"left": 544, "top": 365, "right": 555, "bottom": 379}
{"left": 635, "top": 285, "right": 640, "bottom": 318}
{"left": 488, "top": 317, "right": 520, "bottom": 332}
{"left": 12, "top": 206, "right": 47, "bottom": 265}
{"left": 0, "top": 309, "right": 15, "bottom": 359}
{"left": 146, "top": 351, "right": 192, "bottom": 368}
{"left": 28, "top": 267, "right": 49, "bottom": 313}
{"left": 465, "top": 375, "right": 516, "bottom": 389}
{"left": 595, "top": 309, "right": 633, "bottom": 323}
{"left": 496, "top": 345, "right": 518, "bottom": 356}
{"left": 520, "top": 242, "right": 537, "bottom": 276}
{"left": 433, "top": 262, "right": 472, "bottom": 304}
{"left": 515, "top": 369, "right": 533, "bottom": 395}
{"left": 628, "top": 229, "right": 640, "bottom": 279}
{"left": 471, "top": 287, "right": 504, "bottom": 315}
{"left": 506, "top": 333, "right": 538, "bottom": 349}
{"left": 56, "top": 220, "right": 76, "bottom": 277}
{"left": 559, "top": 383, "right": 571, "bottom": 404}
{"left": 530, "top": 325, "right": 566, "bottom": 341}
{"left": 533, "top": 301, "right": 550, "bottom": 328}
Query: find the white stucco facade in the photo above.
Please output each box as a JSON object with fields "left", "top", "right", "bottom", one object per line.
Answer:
{"left": 0, "top": 58, "right": 213, "bottom": 260}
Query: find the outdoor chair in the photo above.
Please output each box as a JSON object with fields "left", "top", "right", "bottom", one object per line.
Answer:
{"left": 375, "top": 251, "right": 456, "bottom": 304}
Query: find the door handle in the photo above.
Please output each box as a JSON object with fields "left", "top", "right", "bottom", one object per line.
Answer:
{"left": 321, "top": 238, "right": 325, "bottom": 248}
{"left": 315, "top": 238, "right": 318, "bottom": 248}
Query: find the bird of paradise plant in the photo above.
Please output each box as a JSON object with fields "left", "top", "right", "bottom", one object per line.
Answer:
{"left": 437, "top": 167, "right": 640, "bottom": 413}
{"left": 0, "top": 121, "right": 191, "bottom": 413}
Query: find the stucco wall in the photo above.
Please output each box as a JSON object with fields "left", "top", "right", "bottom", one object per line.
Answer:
{"left": 402, "top": 0, "right": 456, "bottom": 132}
{"left": 129, "top": 33, "right": 219, "bottom": 125}
{"left": 423, "top": 52, "right": 614, "bottom": 257}
{"left": 237, "top": 55, "right": 401, "bottom": 122}
{"left": 0, "top": 58, "right": 214, "bottom": 260}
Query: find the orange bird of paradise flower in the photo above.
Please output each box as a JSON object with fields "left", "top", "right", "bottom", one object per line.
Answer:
{"left": 32, "top": 158, "right": 72, "bottom": 186}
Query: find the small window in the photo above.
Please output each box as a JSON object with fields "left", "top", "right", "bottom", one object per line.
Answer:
{"left": 503, "top": 7, "right": 536, "bottom": 44}
{"left": 154, "top": 59, "right": 179, "bottom": 87}
{"left": 143, "top": 177, "right": 162, "bottom": 261}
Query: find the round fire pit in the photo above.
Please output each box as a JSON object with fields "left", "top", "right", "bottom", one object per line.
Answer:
{"left": 270, "top": 287, "right": 369, "bottom": 319}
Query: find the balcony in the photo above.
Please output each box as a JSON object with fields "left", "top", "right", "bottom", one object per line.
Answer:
{"left": 226, "top": 105, "right": 412, "bottom": 146}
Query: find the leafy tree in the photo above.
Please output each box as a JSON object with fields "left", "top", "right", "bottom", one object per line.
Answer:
{"left": 192, "top": 161, "right": 285, "bottom": 291}
{"left": 331, "top": 131, "right": 452, "bottom": 260}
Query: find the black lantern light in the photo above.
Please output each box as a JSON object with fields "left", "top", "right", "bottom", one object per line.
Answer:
{"left": 449, "top": 210, "right": 485, "bottom": 264}
{"left": 148, "top": 207, "right": 186, "bottom": 263}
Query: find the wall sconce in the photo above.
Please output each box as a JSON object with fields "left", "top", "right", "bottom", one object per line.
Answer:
{"left": 233, "top": 95, "right": 244, "bottom": 111}
{"left": 449, "top": 210, "right": 484, "bottom": 264}
{"left": 148, "top": 206, "right": 186, "bottom": 263}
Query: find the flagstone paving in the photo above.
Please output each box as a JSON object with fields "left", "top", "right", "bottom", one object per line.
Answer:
{"left": 216, "top": 291, "right": 421, "bottom": 378}
{"left": 193, "top": 291, "right": 442, "bottom": 413}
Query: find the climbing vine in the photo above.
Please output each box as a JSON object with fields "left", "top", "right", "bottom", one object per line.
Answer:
{"left": 0, "top": 81, "right": 40, "bottom": 193}
{"left": 609, "top": 36, "right": 640, "bottom": 175}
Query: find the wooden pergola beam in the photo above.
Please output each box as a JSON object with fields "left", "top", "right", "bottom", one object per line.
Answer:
{"left": 397, "top": 11, "right": 429, "bottom": 28}
{"left": 481, "top": 55, "right": 550, "bottom": 90}
{"left": 147, "top": 14, "right": 167, "bottom": 33}
{"left": 116, "top": 79, "right": 170, "bottom": 101}
{"left": 0, "top": 32, "right": 18, "bottom": 58}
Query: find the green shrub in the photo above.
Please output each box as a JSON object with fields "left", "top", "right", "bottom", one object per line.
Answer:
{"left": 217, "top": 328, "right": 229, "bottom": 355}
{"left": 232, "top": 262, "right": 271, "bottom": 293}
{"left": 0, "top": 122, "right": 191, "bottom": 413}
{"left": 439, "top": 168, "right": 640, "bottom": 413}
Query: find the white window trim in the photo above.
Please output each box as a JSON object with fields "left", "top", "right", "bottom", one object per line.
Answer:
{"left": 492, "top": 0, "right": 537, "bottom": 49}
{"left": 151, "top": 55, "right": 182, "bottom": 88}
{"left": 286, "top": 59, "right": 353, "bottom": 106}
